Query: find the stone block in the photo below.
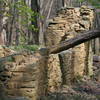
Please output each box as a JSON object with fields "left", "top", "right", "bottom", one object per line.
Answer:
{"left": 47, "top": 54, "right": 62, "bottom": 93}
{"left": 59, "top": 50, "right": 74, "bottom": 85}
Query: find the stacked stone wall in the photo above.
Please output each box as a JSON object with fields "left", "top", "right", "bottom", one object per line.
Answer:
{"left": 45, "top": 6, "right": 94, "bottom": 86}
{"left": 0, "top": 50, "right": 46, "bottom": 100}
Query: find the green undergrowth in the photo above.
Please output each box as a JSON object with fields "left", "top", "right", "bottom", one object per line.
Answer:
{"left": 9, "top": 45, "right": 40, "bottom": 52}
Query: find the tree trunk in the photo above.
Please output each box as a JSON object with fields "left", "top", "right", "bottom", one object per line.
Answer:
{"left": 0, "top": 1, "right": 3, "bottom": 44}
{"left": 31, "top": 0, "right": 39, "bottom": 44}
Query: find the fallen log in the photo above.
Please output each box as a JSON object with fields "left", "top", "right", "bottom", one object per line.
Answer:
{"left": 48, "top": 29, "right": 100, "bottom": 54}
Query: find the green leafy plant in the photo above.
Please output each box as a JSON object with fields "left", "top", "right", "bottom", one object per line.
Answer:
{"left": 12, "top": 0, "right": 39, "bottom": 31}
{"left": 10, "top": 45, "right": 39, "bottom": 52}
{"left": 6, "top": 56, "right": 14, "bottom": 62}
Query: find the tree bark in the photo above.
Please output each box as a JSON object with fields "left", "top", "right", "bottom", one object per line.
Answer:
{"left": 31, "top": 0, "right": 39, "bottom": 44}
{"left": 0, "top": 1, "right": 3, "bottom": 44}
{"left": 48, "top": 29, "right": 100, "bottom": 54}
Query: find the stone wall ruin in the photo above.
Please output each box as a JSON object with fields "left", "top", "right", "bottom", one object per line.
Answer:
{"left": 0, "top": 6, "right": 95, "bottom": 100}
{"left": 45, "top": 6, "right": 94, "bottom": 85}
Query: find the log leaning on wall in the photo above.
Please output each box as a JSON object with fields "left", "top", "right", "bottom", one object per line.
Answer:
{"left": 48, "top": 29, "right": 100, "bottom": 54}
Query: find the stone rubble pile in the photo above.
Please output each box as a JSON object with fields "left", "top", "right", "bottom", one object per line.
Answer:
{"left": 0, "top": 46, "right": 16, "bottom": 57}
